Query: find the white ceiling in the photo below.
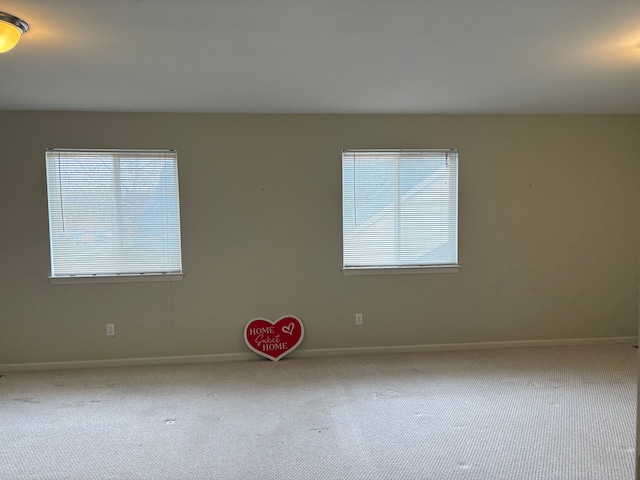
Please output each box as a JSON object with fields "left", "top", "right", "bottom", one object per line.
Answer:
{"left": 2, "top": 0, "right": 640, "bottom": 113}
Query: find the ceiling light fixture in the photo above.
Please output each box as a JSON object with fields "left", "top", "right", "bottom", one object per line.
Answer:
{"left": 0, "top": 12, "right": 29, "bottom": 53}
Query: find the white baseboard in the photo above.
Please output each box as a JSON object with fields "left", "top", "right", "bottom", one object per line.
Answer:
{"left": 289, "top": 336, "right": 639, "bottom": 358}
{"left": 0, "top": 352, "right": 257, "bottom": 372}
{"left": 1, "top": 336, "right": 636, "bottom": 372}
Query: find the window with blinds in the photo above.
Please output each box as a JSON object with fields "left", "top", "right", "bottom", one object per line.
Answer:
{"left": 45, "top": 149, "right": 183, "bottom": 279}
{"left": 342, "top": 149, "right": 458, "bottom": 271}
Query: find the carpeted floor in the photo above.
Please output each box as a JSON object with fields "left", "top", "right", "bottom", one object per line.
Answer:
{"left": 0, "top": 344, "right": 636, "bottom": 479}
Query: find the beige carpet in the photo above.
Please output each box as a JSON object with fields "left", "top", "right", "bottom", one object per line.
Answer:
{"left": 0, "top": 344, "right": 636, "bottom": 479}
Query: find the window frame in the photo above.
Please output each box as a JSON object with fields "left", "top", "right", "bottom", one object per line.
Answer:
{"left": 45, "top": 148, "right": 184, "bottom": 284}
{"left": 341, "top": 148, "right": 460, "bottom": 275}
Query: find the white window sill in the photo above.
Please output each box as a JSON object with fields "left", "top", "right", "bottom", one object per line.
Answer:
{"left": 49, "top": 273, "right": 184, "bottom": 285}
{"left": 342, "top": 265, "right": 461, "bottom": 276}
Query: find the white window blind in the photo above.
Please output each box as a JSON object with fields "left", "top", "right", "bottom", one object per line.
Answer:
{"left": 45, "top": 149, "right": 183, "bottom": 278}
{"left": 342, "top": 149, "right": 458, "bottom": 270}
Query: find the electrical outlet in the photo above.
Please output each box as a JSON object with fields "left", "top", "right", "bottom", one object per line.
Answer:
{"left": 355, "top": 313, "right": 363, "bottom": 325}
{"left": 106, "top": 324, "right": 115, "bottom": 336}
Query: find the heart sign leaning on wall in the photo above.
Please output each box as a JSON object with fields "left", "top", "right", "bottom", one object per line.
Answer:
{"left": 244, "top": 315, "right": 304, "bottom": 361}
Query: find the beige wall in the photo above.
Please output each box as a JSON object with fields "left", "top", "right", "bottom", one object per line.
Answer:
{"left": 0, "top": 112, "right": 638, "bottom": 365}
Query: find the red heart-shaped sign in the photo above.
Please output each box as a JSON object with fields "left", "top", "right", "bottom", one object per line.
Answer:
{"left": 244, "top": 315, "right": 304, "bottom": 361}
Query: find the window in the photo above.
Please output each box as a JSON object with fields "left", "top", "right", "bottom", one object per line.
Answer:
{"left": 342, "top": 149, "right": 458, "bottom": 273}
{"left": 45, "top": 149, "right": 183, "bottom": 281}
